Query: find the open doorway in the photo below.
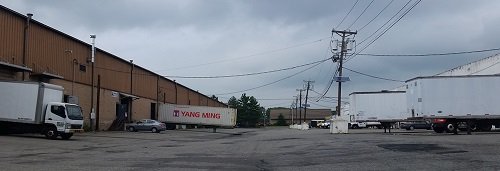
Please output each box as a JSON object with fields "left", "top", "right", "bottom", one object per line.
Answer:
{"left": 150, "top": 103, "right": 157, "bottom": 120}
{"left": 108, "top": 96, "right": 131, "bottom": 131}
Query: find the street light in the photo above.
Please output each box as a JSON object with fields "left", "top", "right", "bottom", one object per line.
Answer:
{"left": 90, "top": 34, "right": 96, "bottom": 132}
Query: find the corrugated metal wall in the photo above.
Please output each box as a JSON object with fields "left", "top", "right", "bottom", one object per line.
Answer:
{"left": 0, "top": 5, "right": 226, "bottom": 107}
{"left": 0, "top": 8, "right": 24, "bottom": 65}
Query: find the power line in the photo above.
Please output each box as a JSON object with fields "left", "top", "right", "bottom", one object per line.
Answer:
{"left": 343, "top": 66, "right": 404, "bottom": 82}
{"left": 262, "top": 101, "right": 293, "bottom": 108}
{"left": 164, "top": 57, "right": 332, "bottom": 79}
{"left": 309, "top": 102, "right": 333, "bottom": 109}
{"left": 256, "top": 98, "right": 295, "bottom": 101}
{"left": 336, "top": 0, "right": 359, "bottom": 29}
{"left": 358, "top": 0, "right": 421, "bottom": 54}
{"left": 315, "top": 62, "right": 339, "bottom": 102}
{"left": 156, "top": 37, "right": 330, "bottom": 72}
{"left": 357, "top": 47, "right": 500, "bottom": 57}
{"left": 358, "top": 0, "right": 395, "bottom": 32}
{"left": 214, "top": 60, "right": 326, "bottom": 96}
{"left": 357, "top": 0, "right": 413, "bottom": 46}
{"left": 347, "top": 0, "right": 420, "bottom": 63}
{"left": 347, "top": 0, "right": 375, "bottom": 30}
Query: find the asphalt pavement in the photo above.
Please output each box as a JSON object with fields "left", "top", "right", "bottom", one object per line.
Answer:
{"left": 1, "top": 127, "right": 500, "bottom": 171}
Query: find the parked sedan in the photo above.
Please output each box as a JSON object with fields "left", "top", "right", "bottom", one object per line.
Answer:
{"left": 400, "top": 121, "right": 432, "bottom": 130}
{"left": 126, "top": 119, "right": 166, "bottom": 133}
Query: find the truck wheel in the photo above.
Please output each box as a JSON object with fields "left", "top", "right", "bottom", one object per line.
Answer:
{"left": 45, "top": 127, "right": 58, "bottom": 140}
{"left": 128, "top": 126, "right": 135, "bottom": 132}
{"left": 352, "top": 124, "right": 359, "bottom": 129}
{"left": 445, "top": 124, "right": 457, "bottom": 133}
{"left": 61, "top": 133, "right": 73, "bottom": 140}
{"left": 151, "top": 127, "right": 158, "bottom": 133}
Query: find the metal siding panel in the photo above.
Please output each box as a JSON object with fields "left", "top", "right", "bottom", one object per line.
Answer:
{"left": 96, "top": 54, "right": 130, "bottom": 93}
{"left": 159, "top": 80, "right": 176, "bottom": 104}
{"left": 177, "top": 86, "right": 189, "bottom": 105}
{"left": 133, "top": 68, "right": 157, "bottom": 99}
{"left": 0, "top": 10, "right": 23, "bottom": 65}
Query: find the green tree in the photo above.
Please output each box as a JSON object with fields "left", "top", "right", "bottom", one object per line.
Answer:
{"left": 210, "top": 95, "right": 219, "bottom": 101}
{"left": 228, "top": 96, "right": 239, "bottom": 108}
{"left": 228, "top": 94, "right": 261, "bottom": 127}
{"left": 276, "top": 114, "right": 287, "bottom": 126}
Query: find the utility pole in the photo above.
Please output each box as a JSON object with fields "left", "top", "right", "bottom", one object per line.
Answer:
{"left": 289, "top": 104, "right": 293, "bottom": 125}
{"left": 332, "top": 29, "right": 356, "bottom": 117}
{"left": 129, "top": 59, "right": 134, "bottom": 123}
{"left": 303, "top": 80, "right": 314, "bottom": 124}
{"left": 294, "top": 95, "right": 298, "bottom": 124}
{"left": 296, "top": 89, "right": 304, "bottom": 123}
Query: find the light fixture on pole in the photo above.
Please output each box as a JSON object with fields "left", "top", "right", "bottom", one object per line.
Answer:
{"left": 90, "top": 34, "right": 96, "bottom": 132}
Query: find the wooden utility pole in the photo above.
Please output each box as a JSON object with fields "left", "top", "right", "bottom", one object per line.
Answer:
{"left": 296, "top": 89, "right": 304, "bottom": 123}
{"left": 332, "top": 30, "right": 356, "bottom": 117}
{"left": 303, "top": 80, "right": 314, "bottom": 123}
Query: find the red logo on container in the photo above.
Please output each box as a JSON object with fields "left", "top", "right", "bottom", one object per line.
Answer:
{"left": 173, "top": 110, "right": 180, "bottom": 117}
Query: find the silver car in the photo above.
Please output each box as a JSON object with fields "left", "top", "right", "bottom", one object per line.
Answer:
{"left": 126, "top": 119, "right": 166, "bottom": 133}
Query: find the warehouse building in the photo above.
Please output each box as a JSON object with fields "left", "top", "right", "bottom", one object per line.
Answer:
{"left": 0, "top": 5, "right": 226, "bottom": 131}
{"left": 269, "top": 108, "right": 333, "bottom": 125}
{"left": 436, "top": 53, "right": 500, "bottom": 76}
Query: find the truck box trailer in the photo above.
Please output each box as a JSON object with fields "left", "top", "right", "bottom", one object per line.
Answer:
{"left": 158, "top": 104, "right": 237, "bottom": 128}
{"left": 348, "top": 91, "right": 408, "bottom": 129}
{"left": 0, "top": 81, "right": 84, "bottom": 139}
{"left": 406, "top": 75, "right": 500, "bottom": 133}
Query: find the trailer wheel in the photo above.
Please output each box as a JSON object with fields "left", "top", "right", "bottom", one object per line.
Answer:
{"left": 45, "top": 127, "right": 58, "bottom": 140}
{"left": 445, "top": 124, "right": 457, "bottom": 133}
{"left": 61, "top": 133, "right": 73, "bottom": 140}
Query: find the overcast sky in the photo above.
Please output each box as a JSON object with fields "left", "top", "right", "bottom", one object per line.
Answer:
{"left": 2, "top": 0, "right": 500, "bottom": 109}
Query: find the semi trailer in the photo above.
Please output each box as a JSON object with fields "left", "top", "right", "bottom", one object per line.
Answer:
{"left": 348, "top": 91, "right": 408, "bottom": 129}
{"left": 158, "top": 103, "right": 237, "bottom": 131}
{"left": 406, "top": 75, "right": 500, "bottom": 134}
{"left": 0, "top": 81, "right": 84, "bottom": 139}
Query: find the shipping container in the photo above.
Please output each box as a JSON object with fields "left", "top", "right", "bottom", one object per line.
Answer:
{"left": 158, "top": 104, "right": 237, "bottom": 127}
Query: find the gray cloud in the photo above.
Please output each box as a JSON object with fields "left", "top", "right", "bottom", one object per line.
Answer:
{"left": 2, "top": 0, "right": 500, "bottom": 108}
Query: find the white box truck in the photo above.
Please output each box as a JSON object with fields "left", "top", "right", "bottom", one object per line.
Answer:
{"left": 348, "top": 91, "right": 408, "bottom": 129}
{"left": 158, "top": 104, "right": 237, "bottom": 129}
{"left": 0, "top": 81, "right": 84, "bottom": 139}
{"left": 406, "top": 75, "right": 500, "bottom": 133}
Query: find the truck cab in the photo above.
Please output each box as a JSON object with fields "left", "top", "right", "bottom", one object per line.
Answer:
{"left": 44, "top": 102, "right": 84, "bottom": 139}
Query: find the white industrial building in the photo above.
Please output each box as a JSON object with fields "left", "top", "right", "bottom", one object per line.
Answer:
{"left": 437, "top": 53, "right": 500, "bottom": 76}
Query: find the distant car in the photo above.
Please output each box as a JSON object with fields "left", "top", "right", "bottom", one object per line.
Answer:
{"left": 318, "top": 121, "right": 331, "bottom": 129}
{"left": 400, "top": 121, "right": 432, "bottom": 130}
{"left": 126, "top": 119, "right": 166, "bottom": 133}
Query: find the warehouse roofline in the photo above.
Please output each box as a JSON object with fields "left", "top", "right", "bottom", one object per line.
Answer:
{"left": 405, "top": 74, "right": 500, "bottom": 83}
{"left": 0, "top": 5, "right": 226, "bottom": 107}
{"left": 349, "top": 90, "right": 406, "bottom": 95}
